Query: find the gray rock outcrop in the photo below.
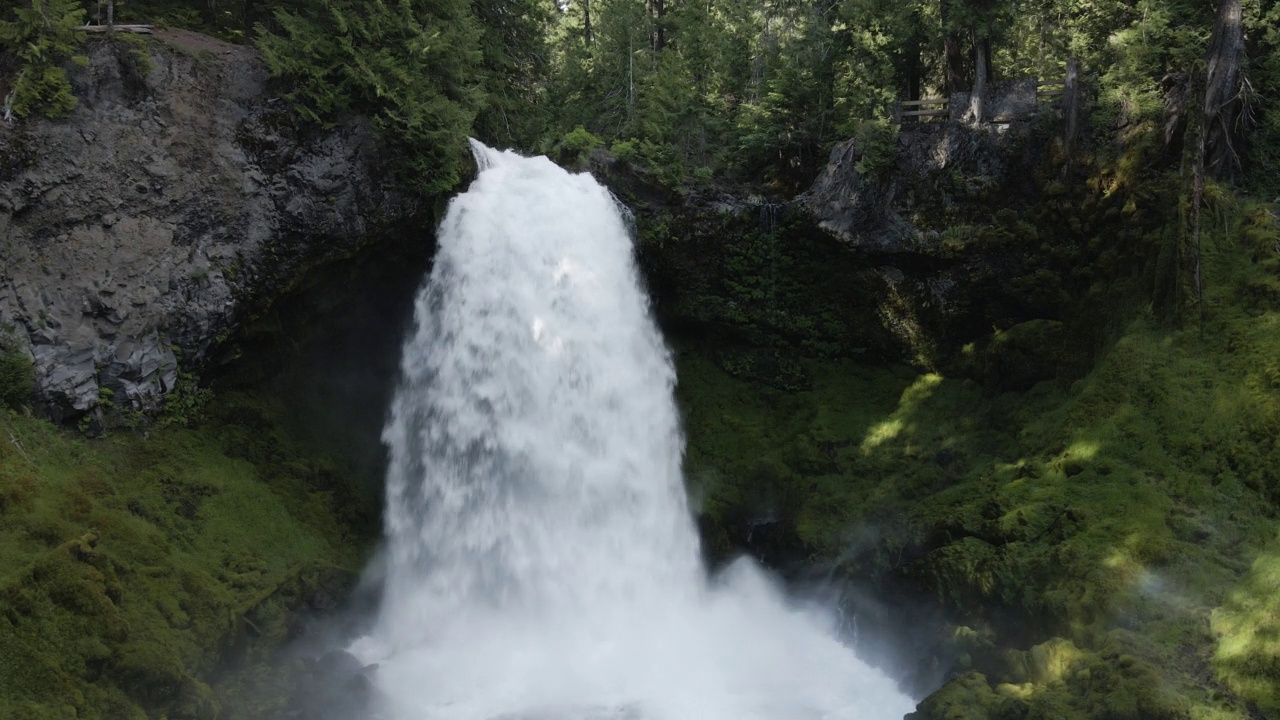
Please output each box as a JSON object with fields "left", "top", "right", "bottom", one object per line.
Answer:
{"left": 0, "top": 30, "right": 424, "bottom": 420}
{"left": 800, "top": 120, "right": 1041, "bottom": 253}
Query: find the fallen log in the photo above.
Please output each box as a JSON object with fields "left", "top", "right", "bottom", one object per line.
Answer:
{"left": 75, "top": 24, "right": 154, "bottom": 34}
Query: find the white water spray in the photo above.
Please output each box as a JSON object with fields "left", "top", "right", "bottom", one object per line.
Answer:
{"left": 353, "top": 141, "right": 915, "bottom": 720}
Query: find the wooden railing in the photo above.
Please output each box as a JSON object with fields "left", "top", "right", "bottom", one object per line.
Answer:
{"left": 1037, "top": 78, "right": 1067, "bottom": 100}
{"left": 893, "top": 71, "right": 1075, "bottom": 125}
{"left": 75, "top": 24, "right": 153, "bottom": 34}
{"left": 894, "top": 98, "right": 949, "bottom": 123}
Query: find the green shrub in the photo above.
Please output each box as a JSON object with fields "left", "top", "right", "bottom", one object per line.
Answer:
{"left": 610, "top": 138, "right": 639, "bottom": 163}
{"left": 0, "top": 0, "right": 88, "bottom": 119}
{"left": 851, "top": 118, "right": 899, "bottom": 178}
{"left": 553, "top": 125, "right": 602, "bottom": 169}
{"left": 158, "top": 371, "right": 213, "bottom": 429}
{"left": 255, "top": 0, "right": 484, "bottom": 194}
{"left": 0, "top": 336, "right": 33, "bottom": 410}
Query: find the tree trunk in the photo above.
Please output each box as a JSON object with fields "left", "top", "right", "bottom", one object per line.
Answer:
{"left": 967, "top": 32, "right": 987, "bottom": 125}
{"left": 1189, "top": 0, "right": 1245, "bottom": 331}
{"left": 940, "top": 0, "right": 966, "bottom": 94}
{"left": 1062, "top": 57, "right": 1080, "bottom": 170}
{"left": 1202, "top": 0, "right": 1245, "bottom": 178}
{"left": 654, "top": 0, "right": 665, "bottom": 52}
{"left": 243, "top": 0, "right": 256, "bottom": 43}
{"left": 906, "top": 29, "right": 922, "bottom": 101}
{"left": 583, "top": 0, "right": 593, "bottom": 45}
{"left": 945, "top": 36, "right": 968, "bottom": 93}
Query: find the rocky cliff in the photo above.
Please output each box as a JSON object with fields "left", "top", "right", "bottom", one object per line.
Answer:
{"left": 647, "top": 106, "right": 1280, "bottom": 719}
{"left": 0, "top": 30, "right": 425, "bottom": 421}
{"left": 607, "top": 115, "right": 1174, "bottom": 397}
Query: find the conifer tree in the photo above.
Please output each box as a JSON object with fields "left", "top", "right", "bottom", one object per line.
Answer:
{"left": 256, "top": 0, "right": 484, "bottom": 193}
{"left": 0, "top": 0, "right": 87, "bottom": 119}
{"left": 471, "top": 0, "right": 554, "bottom": 149}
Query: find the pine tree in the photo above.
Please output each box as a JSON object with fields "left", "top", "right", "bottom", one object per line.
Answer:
{"left": 471, "top": 0, "right": 554, "bottom": 149}
{"left": 256, "top": 0, "right": 485, "bottom": 193}
{"left": 0, "top": 0, "right": 87, "bottom": 119}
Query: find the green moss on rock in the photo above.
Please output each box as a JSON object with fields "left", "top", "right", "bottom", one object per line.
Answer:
{"left": 675, "top": 197, "right": 1280, "bottom": 717}
{"left": 0, "top": 335, "right": 34, "bottom": 410}
{"left": 0, "top": 391, "right": 375, "bottom": 718}
{"left": 1211, "top": 539, "right": 1280, "bottom": 716}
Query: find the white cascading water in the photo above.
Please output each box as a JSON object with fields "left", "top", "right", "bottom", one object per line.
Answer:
{"left": 351, "top": 141, "right": 916, "bottom": 720}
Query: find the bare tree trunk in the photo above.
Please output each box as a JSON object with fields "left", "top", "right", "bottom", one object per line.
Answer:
{"left": 940, "top": 1, "right": 966, "bottom": 94}
{"left": 243, "top": 0, "right": 256, "bottom": 43}
{"left": 654, "top": 0, "right": 665, "bottom": 52}
{"left": 1062, "top": 57, "right": 1080, "bottom": 172}
{"left": 944, "top": 36, "right": 967, "bottom": 93}
{"left": 906, "top": 29, "right": 922, "bottom": 101}
{"left": 1203, "top": 0, "right": 1245, "bottom": 178}
{"left": 1188, "top": 0, "right": 1245, "bottom": 331}
{"left": 1193, "top": 121, "right": 1206, "bottom": 333}
{"left": 107, "top": 0, "right": 114, "bottom": 34}
{"left": 967, "top": 32, "right": 987, "bottom": 125}
{"left": 1162, "top": 71, "right": 1193, "bottom": 160}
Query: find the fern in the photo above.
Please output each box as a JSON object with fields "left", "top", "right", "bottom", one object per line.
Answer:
{"left": 0, "top": 0, "right": 88, "bottom": 120}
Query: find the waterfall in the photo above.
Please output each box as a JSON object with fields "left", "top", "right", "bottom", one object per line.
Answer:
{"left": 351, "top": 141, "right": 915, "bottom": 720}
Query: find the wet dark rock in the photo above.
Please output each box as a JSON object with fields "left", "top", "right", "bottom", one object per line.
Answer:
{"left": 799, "top": 121, "right": 1042, "bottom": 253}
{"left": 594, "top": 113, "right": 1165, "bottom": 383}
{"left": 276, "top": 652, "right": 383, "bottom": 720}
{"left": 0, "top": 30, "right": 426, "bottom": 421}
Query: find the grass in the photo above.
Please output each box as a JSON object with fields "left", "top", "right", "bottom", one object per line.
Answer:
{"left": 675, "top": 198, "right": 1280, "bottom": 718}
{"left": 0, "top": 392, "right": 377, "bottom": 719}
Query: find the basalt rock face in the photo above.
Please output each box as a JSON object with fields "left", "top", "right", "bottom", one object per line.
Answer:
{"left": 802, "top": 122, "right": 1045, "bottom": 253}
{"left": 794, "top": 121, "right": 1071, "bottom": 370}
{"left": 0, "top": 31, "right": 425, "bottom": 421}
{"left": 605, "top": 118, "right": 1172, "bottom": 392}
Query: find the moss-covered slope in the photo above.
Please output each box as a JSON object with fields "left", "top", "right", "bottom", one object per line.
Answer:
{"left": 0, "top": 393, "right": 376, "bottom": 719}
{"left": 677, "top": 200, "right": 1280, "bottom": 718}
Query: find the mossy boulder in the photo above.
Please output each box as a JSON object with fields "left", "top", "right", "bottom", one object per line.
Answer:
{"left": 977, "top": 319, "right": 1080, "bottom": 392}
{"left": 906, "top": 672, "right": 1023, "bottom": 720}
{"left": 908, "top": 641, "right": 1185, "bottom": 720}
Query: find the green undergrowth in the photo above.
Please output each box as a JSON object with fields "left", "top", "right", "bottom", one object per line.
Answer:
{"left": 676, "top": 200, "right": 1280, "bottom": 717}
{"left": 0, "top": 391, "right": 378, "bottom": 719}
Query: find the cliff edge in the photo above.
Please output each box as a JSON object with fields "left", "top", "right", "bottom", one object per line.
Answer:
{"left": 0, "top": 30, "right": 424, "bottom": 421}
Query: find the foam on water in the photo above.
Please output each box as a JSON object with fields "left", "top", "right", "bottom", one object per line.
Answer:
{"left": 352, "top": 141, "right": 916, "bottom": 720}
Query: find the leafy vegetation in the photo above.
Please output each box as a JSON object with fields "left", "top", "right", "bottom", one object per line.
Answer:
{"left": 675, "top": 192, "right": 1280, "bottom": 718}
{"left": 254, "top": 0, "right": 485, "bottom": 194}
{"left": 0, "top": 392, "right": 377, "bottom": 719}
{"left": 0, "top": 0, "right": 86, "bottom": 119}
{"left": 0, "top": 334, "right": 33, "bottom": 410}
{"left": 4, "top": 0, "right": 1275, "bottom": 194}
